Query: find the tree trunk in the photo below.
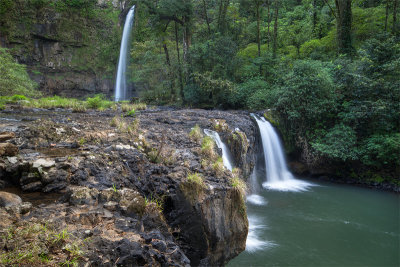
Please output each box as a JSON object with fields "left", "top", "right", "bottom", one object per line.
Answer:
{"left": 312, "top": 0, "right": 318, "bottom": 37}
{"left": 335, "top": 0, "right": 353, "bottom": 55}
{"left": 256, "top": 1, "right": 261, "bottom": 57}
{"left": 394, "top": 0, "right": 398, "bottom": 34}
{"left": 267, "top": 0, "right": 271, "bottom": 49}
{"left": 175, "top": 22, "right": 184, "bottom": 102}
{"left": 273, "top": 1, "right": 279, "bottom": 58}
{"left": 202, "top": 0, "right": 211, "bottom": 35}
{"left": 162, "top": 38, "right": 174, "bottom": 100}
{"left": 218, "top": 0, "right": 230, "bottom": 33}
{"left": 385, "top": 0, "right": 389, "bottom": 31}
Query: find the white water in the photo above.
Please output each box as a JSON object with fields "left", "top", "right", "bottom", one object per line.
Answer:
{"left": 114, "top": 5, "right": 135, "bottom": 101}
{"left": 246, "top": 215, "right": 276, "bottom": 253}
{"left": 251, "top": 114, "right": 313, "bottom": 192}
{"left": 204, "top": 129, "right": 234, "bottom": 171}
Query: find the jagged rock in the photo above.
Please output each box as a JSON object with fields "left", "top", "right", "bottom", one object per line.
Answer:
{"left": 22, "top": 181, "right": 42, "bottom": 192}
{"left": 32, "top": 158, "right": 56, "bottom": 169}
{"left": 69, "top": 187, "right": 99, "bottom": 205}
{"left": 0, "top": 132, "right": 15, "bottom": 142}
{"left": 6, "top": 157, "right": 18, "bottom": 164}
{"left": 20, "top": 172, "right": 40, "bottom": 185}
{"left": 0, "top": 192, "right": 22, "bottom": 208}
{"left": 20, "top": 202, "right": 32, "bottom": 214}
{"left": 103, "top": 201, "right": 118, "bottom": 211}
{"left": 0, "top": 143, "right": 18, "bottom": 157}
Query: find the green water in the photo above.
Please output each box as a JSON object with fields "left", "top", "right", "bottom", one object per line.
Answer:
{"left": 229, "top": 179, "right": 400, "bottom": 267}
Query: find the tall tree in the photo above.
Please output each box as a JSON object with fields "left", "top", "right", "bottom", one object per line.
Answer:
{"left": 217, "top": 0, "right": 230, "bottom": 33}
{"left": 255, "top": 0, "right": 261, "bottom": 57}
{"left": 394, "top": 0, "right": 398, "bottom": 34}
{"left": 266, "top": 0, "right": 271, "bottom": 49}
{"left": 202, "top": 0, "right": 211, "bottom": 35}
{"left": 335, "top": 0, "right": 353, "bottom": 55}
{"left": 273, "top": 0, "right": 279, "bottom": 58}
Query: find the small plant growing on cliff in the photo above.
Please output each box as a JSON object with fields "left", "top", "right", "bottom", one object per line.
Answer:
{"left": 189, "top": 124, "right": 202, "bottom": 143}
{"left": 110, "top": 116, "right": 119, "bottom": 127}
{"left": 212, "top": 157, "right": 224, "bottom": 176}
{"left": 187, "top": 172, "right": 205, "bottom": 187}
{"left": 78, "top": 137, "right": 86, "bottom": 146}
{"left": 126, "top": 108, "right": 136, "bottom": 117}
{"left": 201, "top": 136, "right": 216, "bottom": 159}
{"left": 112, "top": 184, "right": 117, "bottom": 192}
{"left": 231, "top": 176, "right": 247, "bottom": 197}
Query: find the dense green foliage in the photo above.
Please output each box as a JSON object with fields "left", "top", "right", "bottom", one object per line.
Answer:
{"left": 130, "top": 0, "right": 399, "bottom": 180}
{"left": 0, "top": 48, "right": 38, "bottom": 97}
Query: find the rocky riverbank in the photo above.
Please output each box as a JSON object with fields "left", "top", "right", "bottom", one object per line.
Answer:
{"left": 0, "top": 106, "right": 255, "bottom": 266}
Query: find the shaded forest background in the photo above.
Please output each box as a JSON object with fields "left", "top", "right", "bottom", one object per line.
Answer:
{"left": 130, "top": 0, "right": 399, "bottom": 181}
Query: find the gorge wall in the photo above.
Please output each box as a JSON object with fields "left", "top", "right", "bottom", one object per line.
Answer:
{"left": 0, "top": 0, "right": 130, "bottom": 98}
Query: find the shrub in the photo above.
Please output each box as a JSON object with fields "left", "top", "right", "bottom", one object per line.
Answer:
{"left": 201, "top": 136, "right": 216, "bottom": 159}
{"left": 212, "top": 157, "right": 224, "bottom": 176}
{"left": 10, "top": 94, "right": 28, "bottom": 102}
{"left": 0, "top": 48, "right": 39, "bottom": 97}
{"left": 86, "top": 94, "right": 113, "bottom": 110}
{"left": 126, "top": 108, "right": 136, "bottom": 117}
{"left": 231, "top": 176, "right": 247, "bottom": 196}
{"left": 312, "top": 124, "right": 359, "bottom": 161}
{"left": 230, "top": 78, "right": 270, "bottom": 109}
{"left": 189, "top": 124, "right": 203, "bottom": 143}
{"left": 187, "top": 172, "right": 204, "bottom": 187}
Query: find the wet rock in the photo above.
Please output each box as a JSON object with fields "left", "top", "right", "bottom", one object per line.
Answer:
{"left": 0, "top": 143, "right": 18, "bottom": 156}
{"left": 22, "top": 181, "right": 43, "bottom": 192}
{"left": 0, "top": 192, "right": 22, "bottom": 207}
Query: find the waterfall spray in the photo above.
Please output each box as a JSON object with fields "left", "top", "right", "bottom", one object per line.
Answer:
{"left": 115, "top": 5, "right": 135, "bottom": 101}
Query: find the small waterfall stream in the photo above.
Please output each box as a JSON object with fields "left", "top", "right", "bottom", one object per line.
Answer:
{"left": 204, "top": 129, "right": 234, "bottom": 171}
{"left": 114, "top": 5, "right": 135, "bottom": 101}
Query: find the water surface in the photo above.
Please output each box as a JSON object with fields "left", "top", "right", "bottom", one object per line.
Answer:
{"left": 229, "top": 179, "right": 400, "bottom": 267}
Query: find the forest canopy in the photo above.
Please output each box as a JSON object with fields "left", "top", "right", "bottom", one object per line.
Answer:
{"left": 129, "top": 0, "right": 399, "bottom": 177}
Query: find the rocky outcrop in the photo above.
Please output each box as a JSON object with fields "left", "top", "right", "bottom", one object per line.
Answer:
{"left": 0, "top": 107, "right": 250, "bottom": 266}
{"left": 0, "top": 0, "right": 130, "bottom": 98}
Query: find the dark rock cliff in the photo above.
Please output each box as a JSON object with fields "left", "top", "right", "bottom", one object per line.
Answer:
{"left": 0, "top": 0, "right": 127, "bottom": 98}
{"left": 0, "top": 107, "right": 250, "bottom": 266}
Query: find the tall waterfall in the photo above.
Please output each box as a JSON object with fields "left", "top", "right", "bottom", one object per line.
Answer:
{"left": 204, "top": 129, "right": 234, "bottom": 171}
{"left": 114, "top": 5, "right": 135, "bottom": 102}
{"left": 252, "top": 114, "right": 313, "bottom": 192}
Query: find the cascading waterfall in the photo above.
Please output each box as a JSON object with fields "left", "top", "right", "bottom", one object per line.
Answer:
{"left": 204, "top": 129, "right": 234, "bottom": 171}
{"left": 251, "top": 114, "right": 313, "bottom": 192}
{"left": 114, "top": 5, "right": 135, "bottom": 101}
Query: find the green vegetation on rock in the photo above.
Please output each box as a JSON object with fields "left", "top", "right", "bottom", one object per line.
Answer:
{"left": 0, "top": 48, "right": 38, "bottom": 97}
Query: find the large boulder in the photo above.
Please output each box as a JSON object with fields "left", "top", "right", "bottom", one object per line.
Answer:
{"left": 0, "top": 191, "right": 22, "bottom": 208}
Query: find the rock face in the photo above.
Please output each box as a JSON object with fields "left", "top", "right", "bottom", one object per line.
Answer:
{"left": 0, "top": 107, "right": 251, "bottom": 266}
{"left": 0, "top": 0, "right": 126, "bottom": 98}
